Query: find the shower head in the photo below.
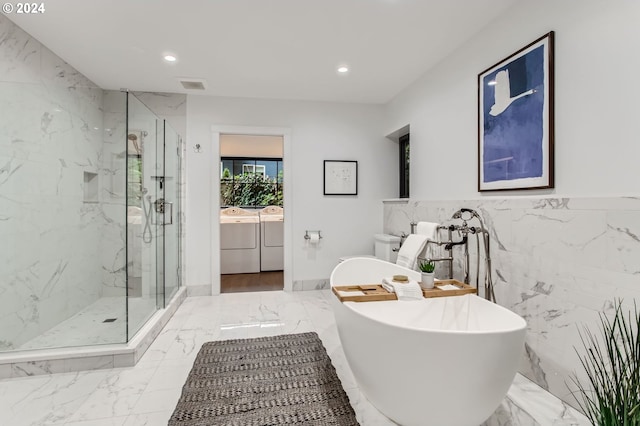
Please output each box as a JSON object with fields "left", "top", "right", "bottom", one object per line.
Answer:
{"left": 128, "top": 133, "right": 142, "bottom": 155}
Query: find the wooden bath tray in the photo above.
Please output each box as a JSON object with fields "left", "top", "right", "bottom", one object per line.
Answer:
{"left": 332, "top": 280, "right": 476, "bottom": 302}
{"left": 332, "top": 284, "right": 397, "bottom": 302}
{"left": 422, "top": 279, "right": 477, "bottom": 298}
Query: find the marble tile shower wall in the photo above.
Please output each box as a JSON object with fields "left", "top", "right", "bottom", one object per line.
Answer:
{"left": 100, "top": 90, "right": 128, "bottom": 298}
{"left": 0, "top": 15, "right": 124, "bottom": 349}
{"left": 383, "top": 196, "right": 640, "bottom": 408}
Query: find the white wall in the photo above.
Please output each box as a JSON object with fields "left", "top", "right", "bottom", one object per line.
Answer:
{"left": 386, "top": 0, "right": 640, "bottom": 200}
{"left": 186, "top": 95, "right": 396, "bottom": 293}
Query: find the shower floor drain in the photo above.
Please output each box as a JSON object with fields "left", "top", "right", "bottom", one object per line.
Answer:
{"left": 102, "top": 318, "right": 117, "bottom": 323}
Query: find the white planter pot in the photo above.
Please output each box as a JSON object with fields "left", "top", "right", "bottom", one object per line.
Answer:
{"left": 421, "top": 272, "right": 434, "bottom": 289}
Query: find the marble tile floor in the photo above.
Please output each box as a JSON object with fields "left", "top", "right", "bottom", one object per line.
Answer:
{"left": 0, "top": 290, "right": 589, "bottom": 426}
{"left": 18, "top": 297, "right": 158, "bottom": 351}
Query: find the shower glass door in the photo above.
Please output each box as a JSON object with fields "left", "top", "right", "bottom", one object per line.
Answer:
{"left": 152, "top": 121, "right": 181, "bottom": 308}
{"left": 127, "top": 93, "right": 160, "bottom": 339}
{"left": 161, "top": 124, "right": 181, "bottom": 305}
{"left": 126, "top": 93, "right": 181, "bottom": 339}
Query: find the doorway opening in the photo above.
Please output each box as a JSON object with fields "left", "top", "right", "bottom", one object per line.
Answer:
{"left": 219, "top": 134, "right": 284, "bottom": 293}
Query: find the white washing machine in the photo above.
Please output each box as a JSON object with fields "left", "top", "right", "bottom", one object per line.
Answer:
{"left": 220, "top": 207, "right": 260, "bottom": 274}
{"left": 259, "top": 206, "right": 284, "bottom": 271}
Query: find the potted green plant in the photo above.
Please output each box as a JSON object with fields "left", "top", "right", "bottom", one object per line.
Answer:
{"left": 571, "top": 300, "right": 640, "bottom": 426}
{"left": 418, "top": 260, "right": 435, "bottom": 289}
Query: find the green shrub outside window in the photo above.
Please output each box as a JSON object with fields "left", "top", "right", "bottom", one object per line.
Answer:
{"left": 220, "top": 158, "right": 283, "bottom": 208}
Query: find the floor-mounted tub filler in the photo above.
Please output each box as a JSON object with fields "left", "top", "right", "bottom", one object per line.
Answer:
{"left": 330, "top": 257, "right": 526, "bottom": 426}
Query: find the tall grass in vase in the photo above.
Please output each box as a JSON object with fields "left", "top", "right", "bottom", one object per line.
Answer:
{"left": 572, "top": 300, "right": 640, "bottom": 426}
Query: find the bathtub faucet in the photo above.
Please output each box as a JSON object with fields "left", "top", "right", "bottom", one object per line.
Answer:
{"left": 449, "top": 208, "right": 496, "bottom": 303}
{"left": 419, "top": 256, "right": 453, "bottom": 264}
{"left": 444, "top": 235, "right": 467, "bottom": 250}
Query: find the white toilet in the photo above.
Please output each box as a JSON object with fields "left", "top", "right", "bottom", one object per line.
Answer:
{"left": 339, "top": 233, "right": 401, "bottom": 263}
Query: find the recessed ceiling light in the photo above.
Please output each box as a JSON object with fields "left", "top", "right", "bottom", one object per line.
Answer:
{"left": 164, "top": 54, "right": 177, "bottom": 62}
{"left": 337, "top": 66, "right": 349, "bottom": 74}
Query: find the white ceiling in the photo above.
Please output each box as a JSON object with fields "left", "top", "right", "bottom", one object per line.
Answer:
{"left": 8, "top": 0, "right": 520, "bottom": 104}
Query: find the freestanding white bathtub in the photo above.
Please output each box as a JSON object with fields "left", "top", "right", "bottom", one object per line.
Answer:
{"left": 330, "top": 257, "right": 526, "bottom": 426}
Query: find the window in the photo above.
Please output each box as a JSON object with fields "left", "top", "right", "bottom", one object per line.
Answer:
{"left": 242, "top": 164, "right": 266, "bottom": 176}
{"left": 399, "top": 134, "right": 410, "bottom": 198}
{"left": 220, "top": 157, "right": 283, "bottom": 208}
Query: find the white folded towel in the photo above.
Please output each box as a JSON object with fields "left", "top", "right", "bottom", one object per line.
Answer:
{"left": 416, "top": 221, "right": 439, "bottom": 239}
{"left": 382, "top": 277, "right": 423, "bottom": 301}
{"left": 416, "top": 221, "right": 441, "bottom": 262}
{"left": 438, "top": 284, "right": 460, "bottom": 291}
{"left": 395, "top": 234, "right": 429, "bottom": 270}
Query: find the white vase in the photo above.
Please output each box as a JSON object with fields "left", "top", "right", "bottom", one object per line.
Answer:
{"left": 421, "top": 272, "right": 435, "bottom": 289}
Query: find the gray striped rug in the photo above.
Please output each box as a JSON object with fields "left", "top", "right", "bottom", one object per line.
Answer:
{"left": 168, "top": 332, "right": 359, "bottom": 426}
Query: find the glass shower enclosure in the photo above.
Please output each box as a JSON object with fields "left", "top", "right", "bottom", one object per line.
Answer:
{"left": 126, "top": 93, "right": 182, "bottom": 339}
{"left": 0, "top": 90, "right": 181, "bottom": 353}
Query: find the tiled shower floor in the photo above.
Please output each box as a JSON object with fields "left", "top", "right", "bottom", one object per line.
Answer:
{"left": 19, "top": 297, "right": 157, "bottom": 350}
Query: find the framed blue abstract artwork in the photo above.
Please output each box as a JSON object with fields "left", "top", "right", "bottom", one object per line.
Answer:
{"left": 478, "top": 32, "right": 554, "bottom": 191}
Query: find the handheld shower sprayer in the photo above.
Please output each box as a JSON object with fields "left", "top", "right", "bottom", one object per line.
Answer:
{"left": 452, "top": 208, "right": 480, "bottom": 221}
{"left": 450, "top": 208, "right": 496, "bottom": 302}
{"left": 141, "top": 187, "right": 152, "bottom": 243}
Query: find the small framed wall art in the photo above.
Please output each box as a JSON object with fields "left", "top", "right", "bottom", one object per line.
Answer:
{"left": 323, "top": 160, "right": 358, "bottom": 195}
{"left": 478, "top": 31, "right": 555, "bottom": 191}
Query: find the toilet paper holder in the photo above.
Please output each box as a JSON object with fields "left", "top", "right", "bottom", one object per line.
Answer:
{"left": 304, "top": 230, "right": 322, "bottom": 240}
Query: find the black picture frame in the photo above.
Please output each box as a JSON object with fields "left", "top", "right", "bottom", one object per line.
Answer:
{"left": 478, "top": 31, "right": 555, "bottom": 192}
{"left": 323, "top": 160, "right": 358, "bottom": 195}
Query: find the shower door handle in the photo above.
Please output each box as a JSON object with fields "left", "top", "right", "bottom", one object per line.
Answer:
{"left": 163, "top": 201, "right": 173, "bottom": 225}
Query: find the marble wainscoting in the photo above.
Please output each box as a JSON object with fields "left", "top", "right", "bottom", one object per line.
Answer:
{"left": 293, "top": 278, "right": 330, "bottom": 291}
{"left": 383, "top": 196, "right": 640, "bottom": 410}
{"left": 0, "top": 14, "right": 110, "bottom": 349}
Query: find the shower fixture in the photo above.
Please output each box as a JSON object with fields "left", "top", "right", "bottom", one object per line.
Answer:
{"left": 448, "top": 208, "right": 495, "bottom": 302}
{"left": 151, "top": 197, "right": 173, "bottom": 226}
{"left": 127, "top": 131, "right": 148, "bottom": 156}
{"left": 127, "top": 134, "right": 141, "bottom": 155}
{"left": 415, "top": 208, "right": 496, "bottom": 302}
